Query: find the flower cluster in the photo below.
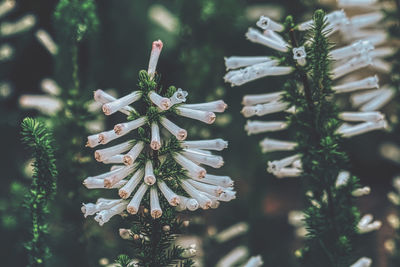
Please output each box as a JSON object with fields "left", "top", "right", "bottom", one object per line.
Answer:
{"left": 224, "top": 11, "right": 388, "bottom": 179}
{"left": 225, "top": 9, "right": 381, "bottom": 264}
{"left": 82, "top": 40, "right": 235, "bottom": 225}
{"left": 336, "top": 0, "right": 397, "bottom": 114}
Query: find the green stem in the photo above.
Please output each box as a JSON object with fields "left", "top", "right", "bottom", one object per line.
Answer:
{"left": 289, "top": 24, "right": 339, "bottom": 266}
{"left": 72, "top": 43, "right": 80, "bottom": 91}
{"left": 288, "top": 29, "right": 314, "bottom": 113}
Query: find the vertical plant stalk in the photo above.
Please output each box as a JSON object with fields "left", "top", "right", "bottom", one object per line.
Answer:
{"left": 21, "top": 118, "right": 57, "bottom": 267}
{"left": 286, "top": 12, "right": 360, "bottom": 266}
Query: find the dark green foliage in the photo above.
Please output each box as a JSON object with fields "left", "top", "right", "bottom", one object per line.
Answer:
{"left": 280, "top": 10, "right": 363, "bottom": 266}
{"left": 53, "top": 0, "right": 99, "bottom": 44}
{"left": 21, "top": 118, "right": 57, "bottom": 267}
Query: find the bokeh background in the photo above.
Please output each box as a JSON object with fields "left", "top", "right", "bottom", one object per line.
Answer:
{"left": 0, "top": 0, "right": 397, "bottom": 266}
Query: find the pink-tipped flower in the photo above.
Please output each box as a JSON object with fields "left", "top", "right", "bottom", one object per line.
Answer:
{"left": 160, "top": 117, "right": 187, "bottom": 140}
{"left": 148, "top": 40, "right": 163, "bottom": 78}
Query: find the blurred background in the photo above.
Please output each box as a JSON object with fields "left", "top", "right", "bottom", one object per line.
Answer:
{"left": 0, "top": 0, "right": 398, "bottom": 266}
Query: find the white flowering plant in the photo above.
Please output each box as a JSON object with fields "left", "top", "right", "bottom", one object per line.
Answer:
{"left": 81, "top": 40, "right": 235, "bottom": 266}
{"left": 224, "top": 9, "right": 384, "bottom": 266}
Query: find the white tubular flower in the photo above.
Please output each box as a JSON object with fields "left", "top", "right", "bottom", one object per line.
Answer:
{"left": 371, "top": 47, "right": 396, "bottom": 58}
{"left": 102, "top": 154, "right": 124, "bottom": 164}
{"left": 332, "top": 75, "right": 379, "bottom": 93}
{"left": 380, "top": 143, "right": 400, "bottom": 164}
{"left": 224, "top": 56, "right": 274, "bottom": 70}
{"left": 99, "top": 129, "right": 120, "bottom": 145}
{"left": 338, "top": 0, "right": 377, "bottom": 8}
{"left": 182, "top": 149, "right": 224, "bottom": 168}
{"left": 177, "top": 195, "right": 199, "bottom": 211}
{"left": 358, "top": 214, "right": 382, "bottom": 233}
{"left": 174, "top": 153, "right": 206, "bottom": 178}
{"left": 267, "top": 154, "right": 301, "bottom": 173}
{"left": 224, "top": 63, "right": 292, "bottom": 87}
{"left": 127, "top": 183, "right": 148, "bottom": 214}
{"left": 94, "top": 141, "right": 133, "bottom": 162}
{"left": 144, "top": 160, "right": 156, "bottom": 185}
{"left": 0, "top": 43, "right": 13, "bottom": 61}
{"left": 393, "top": 177, "right": 400, "bottom": 193}
{"left": 241, "top": 101, "right": 288, "bottom": 118}
{"left": 169, "top": 88, "right": 188, "bottom": 105}
{"left": 187, "top": 179, "right": 224, "bottom": 197}
{"left": 293, "top": 46, "right": 307, "bottom": 66}
{"left": 0, "top": 14, "right": 36, "bottom": 37}
{"left": 272, "top": 167, "right": 302, "bottom": 178}
{"left": 263, "top": 30, "right": 287, "bottom": 46}
{"left": 148, "top": 90, "right": 171, "bottom": 110}
{"left": 0, "top": 0, "right": 15, "bottom": 19}
{"left": 123, "top": 141, "right": 144, "bottom": 165}
{"left": 214, "top": 222, "right": 249, "bottom": 243}
{"left": 245, "top": 120, "right": 288, "bottom": 135}
{"left": 150, "top": 187, "right": 162, "bottom": 219}
{"left": 330, "top": 40, "right": 374, "bottom": 61}
{"left": 332, "top": 54, "right": 373, "bottom": 79}
{"left": 118, "top": 169, "right": 143, "bottom": 199}
{"left": 243, "top": 255, "right": 263, "bottom": 267}
{"left": 245, "top": 28, "right": 288, "bottom": 52}
{"left": 219, "top": 189, "right": 236, "bottom": 201}
{"left": 181, "top": 139, "right": 228, "bottom": 151}
{"left": 359, "top": 88, "right": 395, "bottom": 112}
{"left": 160, "top": 117, "right": 187, "bottom": 140}
{"left": 181, "top": 100, "right": 227, "bottom": 113}
{"left": 335, "top": 171, "right": 350, "bottom": 187}
{"left": 148, "top": 40, "right": 163, "bottom": 78}
{"left": 288, "top": 210, "right": 305, "bottom": 227}
{"left": 41, "top": 79, "right": 61, "bottom": 96}
{"left": 102, "top": 91, "right": 141, "bottom": 115}
{"left": 350, "top": 89, "right": 382, "bottom": 107}
{"left": 83, "top": 166, "right": 125, "bottom": 183}
{"left": 201, "top": 191, "right": 220, "bottom": 209}
{"left": 94, "top": 201, "right": 128, "bottom": 226}
{"left": 199, "top": 174, "right": 234, "bottom": 188}
{"left": 337, "top": 120, "right": 387, "bottom": 137}
{"left": 216, "top": 246, "right": 249, "bottom": 267}
{"left": 35, "top": 29, "right": 58, "bottom": 55}
{"left": 114, "top": 117, "right": 147, "bottom": 136}
{"left": 81, "top": 199, "right": 123, "bottom": 217}
{"left": 83, "top": 177, "right": 126, "bottom": 189}
{"left": 93, "top": 89, "right": 134, "bottom": 115}
{"left": 356, "top": 30, "right": 387, "bottom": 46}
{"left": 19, "top": 95, "right": 62, "bottom": 115}
{"left": 259, "top": 137, "right": 296, "bottom": 153}
{"left": 180, "top": 180, "right": 212, "bottom": 209}
{"left": 349, "top": 12, "right": 384, "bottom": 29}
{"left": 373, "top": 58, "right": 391, "bottom": 73}
{"left": 350, "top": 257, "right": 372, "bottom": 267}
{"left": 104, "top": 165, "right": 134, "bottom": 188}
{"left": 242, "top": 91, "right": 283, "bottom": 106}
{"left": 150, "top": 122, "right": 161, "bottom": 150}
{"left": 176, "top": 107, "right": 216, "bottom": 124}
{"left": 338, "top": 111, "right": 384, "bottom": 122}
{"left": 388, "top": 191, "right": 400, "bottom": 205}
{"left": 352, "top": 186, "right": 371, "bottom": 197}
{"left": 256, "top": 15, "right": 284, "bottom": 32}
{"left": 158, "top": 181, "right": 180, "bottom": 206}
